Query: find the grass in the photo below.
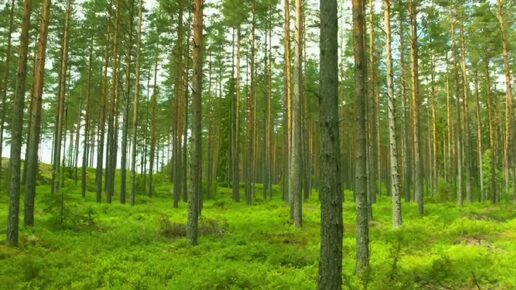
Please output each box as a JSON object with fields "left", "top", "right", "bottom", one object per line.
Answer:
{"left": 0, "top": 172, "right": 515, "bottom": 289}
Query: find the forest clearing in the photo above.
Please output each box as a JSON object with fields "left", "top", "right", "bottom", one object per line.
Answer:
{"left": 0, "top": 0, "right": 515, "bottom": 288}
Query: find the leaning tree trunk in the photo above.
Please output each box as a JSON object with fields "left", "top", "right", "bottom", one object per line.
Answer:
{"left": 24, "top": 0, "right": 51, "bottom": 227}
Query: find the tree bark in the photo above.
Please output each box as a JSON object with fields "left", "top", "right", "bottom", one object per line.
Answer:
{"left": 352, "top": 0, "right": 370, "bottom": 274}
{"left": 289, "top": 0, "right": 303, "bottom": 227}
{"left": 317, "top": 0, "right": 343, "bottom": 288}
{"left": 451, "top": 15, "right": 463, "bottom": 207}
{"left": 497, "top": 0, "right": 514, "bottom": 204}
{"left": 130, "top": 0, "right": 143, "bottom": 206}
{"left": 0, "top": 0, "right": 16, "bottom": 192}
{"left": 24, "top": 0, "right": 51, "bottom": 227}
{"left": 7, "top": 0, "right": 32, "bottom": 246}
{"left": 51, "top": 0, "right": 72, "bottom": 195}
{"left": 187, "top": 0, "right": 203, "bottom": 246}
{"left": 409, "top": 0, "right": 423, "bottom": 215}
{"left": 383, "top": 0, "right": 402, "bottom": 228}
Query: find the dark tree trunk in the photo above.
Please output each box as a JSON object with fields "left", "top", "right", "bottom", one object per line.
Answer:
{"left": 317, "top": 0, "right": 343, "bottom": 288}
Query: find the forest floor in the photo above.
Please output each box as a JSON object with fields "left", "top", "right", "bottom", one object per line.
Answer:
{"left": 1, "top": 172, "right": 516, "bottom": 289}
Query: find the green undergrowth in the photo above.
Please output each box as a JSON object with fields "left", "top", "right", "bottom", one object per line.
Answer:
{"left": 0, "top": 177, "right": 515, "bottom": 289}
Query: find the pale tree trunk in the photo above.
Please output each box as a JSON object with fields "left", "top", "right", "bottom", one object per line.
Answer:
{"left": 7, "top": 0, "right": 32, "bottom": 246}
{"left": 368, "top": 0, "right": 378, "bottom": 204}
{"left": 410, "top": 0, "right": 424, "bottom": 215}
{"left": 289, "top": 0, "right": 303, "bottom": 227}
{"left": 25, "top": 0, "right": 51, "bottom": 227}
{"left": 130, "top": 0, "right": 143, "bottom": 206}
{"left": 398, "top": 0, "right": 411, "bottom": 202}
{"left": 317, "top": 0, "right": 343, "bottom": 288}
{"left": 352, "top": 0, "right": 370, "bottom": 274}
{"left": 187, "top": 0, "right": 203, "bottom": 246}
{"left": 383, "top": 0, "right": 402, "bottom": 228}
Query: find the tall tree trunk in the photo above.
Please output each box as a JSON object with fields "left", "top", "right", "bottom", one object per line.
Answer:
{"left": 474, "top": 70, "right": 484, "bottom": 202}
{"left": 81, "top": 41, "right": 93, "bottom": 198}
{"left": 174, "top": 1, "right": 184, "bottom": 207}
{"left": 398, "top": 0, "right": 411, "bottom": 202}
{"left": 245, "top": 0, "right": 257, "bottom": 205}
{"left": 96, "top": 22, "right": 111, "bottom": 203}
{"left": 131, "top": 0, "right": 143, "bottom": 206}
{"left": 120, "top": 0, "right": 135, "bottom": 204}
{"left": 283, "top": 0, "right": 292, "bottom": 202}
{"left": 289, "top": 0, "right": 303, "bottom": 227}
{"left": 430, "top": 56, "right": 438, "bottom": 195}
{"left": 106, "top": 0, "right": 121, "bottom": 203}
{"left": 383, "top": 0, "right": 402, "bottom": 228}
{"left": 51, "top": 0, "right": 72, "bottom": 196}
{"left": 497, "top": 0, "right": 514, "bottom": 204}
{"left": 368, "top": 0, "right": 378, "bottom": 204}
{"left": 317, "top": 0, "right": 343, "bottom": 288}
{"left": 7, "top": 0, "right": 32, "bottom": 246}
{"left": 24, "top": 0, "right": 50, "bottom": 227}
{"left": 451, "top": 16, "right": 463, "bottom": 207}
{"left": 485, "top": 59, "right": 498, "bottom": 204}
{"left": 409, "top": 0, "right": 423, "bottom": 215}
{"left": 0, "top": 0, "right": 16, "bottom": 191}
{"left": 149, "top": 61, "right": 158, "bottom": 197}
{"left": 459, "top": 22, "right": 472, "bottom": 203}
{"left": 187, "top": 0, "right": 203, "bottom": 246}
{"left": 352, "top": 0, "right": 370, "bottom": 274}
{"left": 231, "top": 26, "right": 241, "bottom": 202}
